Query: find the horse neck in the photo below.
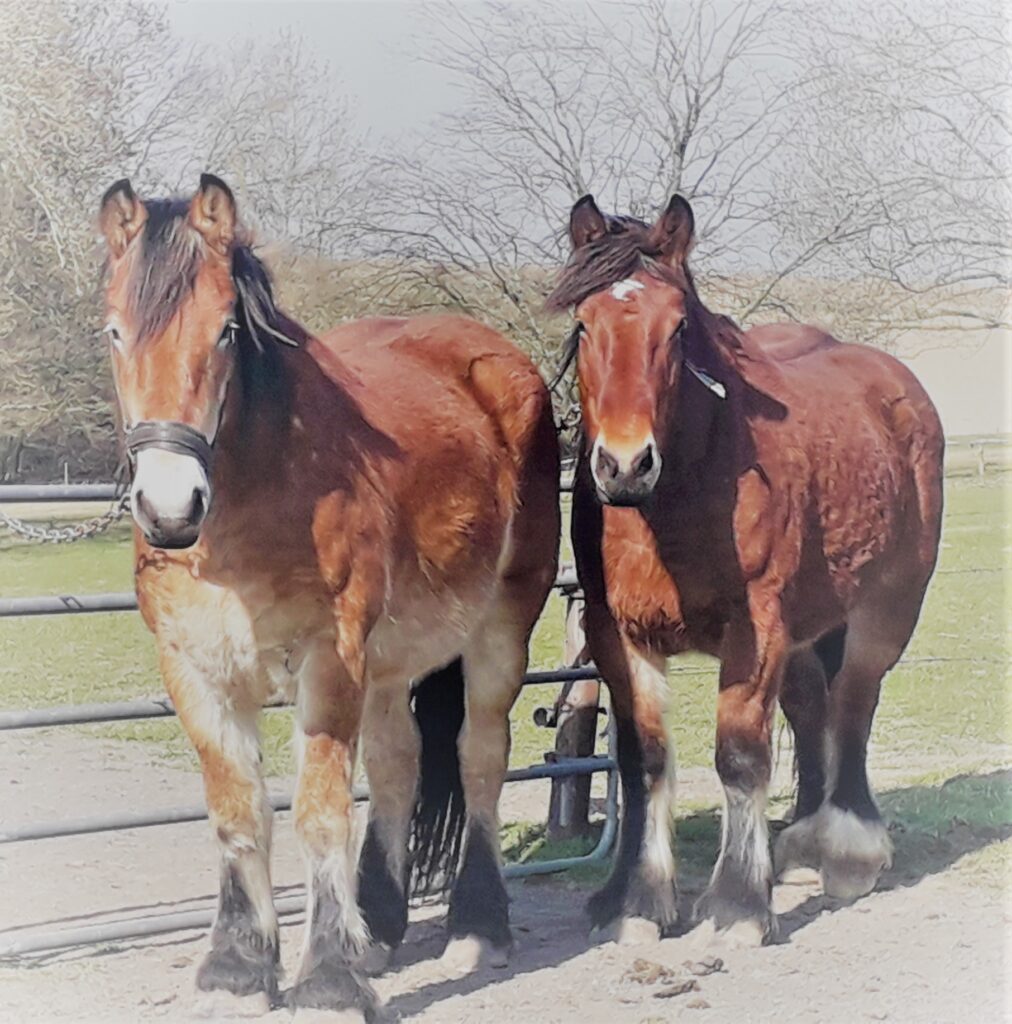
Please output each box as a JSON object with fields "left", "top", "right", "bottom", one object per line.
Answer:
{"left": 662, "top": 302, "right": 748, "bottom": 491}
{"left": 211, "top": 332, "right": 370, "bottom": 504}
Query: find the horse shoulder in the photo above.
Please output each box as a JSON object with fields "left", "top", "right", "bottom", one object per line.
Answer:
{"left": 311, "top": 483, "right": 392, "bottom": 681}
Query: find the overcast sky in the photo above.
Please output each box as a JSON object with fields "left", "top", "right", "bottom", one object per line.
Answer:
{"left": 167, "top": 1, "right": 456, "bottom": 139}
{"left": 165, "top": 0, "right": 1010, "bottom": 436}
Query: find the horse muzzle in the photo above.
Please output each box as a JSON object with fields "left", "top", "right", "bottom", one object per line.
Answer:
{"left": 125, "top": 421, "right": 212, "bottom": 549}
{"left": 591, "top": 436, "right": 662, "bottom": 507}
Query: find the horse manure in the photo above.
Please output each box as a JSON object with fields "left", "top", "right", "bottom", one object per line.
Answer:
{"left": 623, "top": 958, "right": 677, "bottom": 985}
{"left": 654, "top": 979, "right": 701, "bottom": 999}
{"left": 683, "top": 956, "right": 725, "bottom": 976}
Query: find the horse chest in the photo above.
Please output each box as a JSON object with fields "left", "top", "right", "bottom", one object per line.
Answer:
{"left": 137, "top": 553, "right": 334, "bottom": 704}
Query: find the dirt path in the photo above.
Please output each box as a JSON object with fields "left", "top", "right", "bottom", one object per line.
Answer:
{"left": 1, "top": 733, "right": 1008, "bottom": 1023}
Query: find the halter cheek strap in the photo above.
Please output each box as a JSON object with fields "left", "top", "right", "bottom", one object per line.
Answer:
{"left": 124, "top": 421, "right": 214, "bottom": 475}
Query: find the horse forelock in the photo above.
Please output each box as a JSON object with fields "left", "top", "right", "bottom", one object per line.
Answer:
{"left": 546, "top": 218, "right": 658, "bottom": 312}
{"left": 122, "top": 199, "right": 202, "bottom": 342}
{"left": 118, "top": 199, "right": 303, "bottom": 356}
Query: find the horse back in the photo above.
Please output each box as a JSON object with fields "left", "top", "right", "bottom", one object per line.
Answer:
{"left": 749, "top": 334, "right": 944, "bottom": 592}
{"left": 316, "top": 314, "right": 559, "bottom": 582}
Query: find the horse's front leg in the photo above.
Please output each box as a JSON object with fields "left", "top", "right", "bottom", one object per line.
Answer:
{"left": 287, "top": 636, "right": 376, "bottom": 1018}
{"left": 694, "top": 585, "right": 788, "bottom": 945}
{"left": 161, "top": 649, "right": 279, "bottom": 1003}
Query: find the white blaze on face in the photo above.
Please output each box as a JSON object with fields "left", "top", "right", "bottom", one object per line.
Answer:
{"left": 130, "top": 448, "right": 210, "bottom": 524}
{"left": 609, "top": 278, "right": 645, "bottom": 301}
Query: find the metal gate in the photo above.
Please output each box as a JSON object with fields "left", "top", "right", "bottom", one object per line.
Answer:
{"left": 0, "top": 483, "right": 616, "bottom": 958}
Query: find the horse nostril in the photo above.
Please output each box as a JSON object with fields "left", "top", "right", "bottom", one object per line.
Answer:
{"left": 596, "top": 447, "right": 620, "bottom": 482}
{"left": 190, "top": 488, "right": 206, "bottom": 523}
{"left": 134, "top": 489, "right": 156, "bottom": 525}
{"left": 631, "top": 444, "right": 655, "bottom": 478}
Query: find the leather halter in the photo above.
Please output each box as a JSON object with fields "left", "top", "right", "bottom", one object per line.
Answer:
{"left": 123, "top": 420, "right": 214, "bottom": 475}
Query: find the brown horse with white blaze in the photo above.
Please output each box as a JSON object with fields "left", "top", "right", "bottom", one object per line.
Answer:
{"left": 98, "top": 175, "right": 559, "bottom": 1015}
{"left": 548, "top": 194, "right": 943, "bottom": 943}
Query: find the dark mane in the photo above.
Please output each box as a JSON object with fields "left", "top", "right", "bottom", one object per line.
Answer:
{"left": 230, "top": 245, "right": 306, "bottom": 421}
{"left": 122, "top": 200, "right": 306, "bottom": 419}
{"left": 546, "top": 215, "right": 688, "bottom": 312}
{"left": 546, "top": 208, "right": 753, "bottom": 376}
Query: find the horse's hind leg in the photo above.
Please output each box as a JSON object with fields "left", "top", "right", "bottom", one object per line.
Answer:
{"left": 442, "top": 582, "right": 544, "bottom": 966}
{"left": 161, "top": 652, "right": 279, "bottom": 1003}
{"left": 288, "top": 638, "right": 376, "bottom": 1017}
{"left": 774, "top": 635, "right": 836, "bottom": 876}
{"left": 807, "top": 605, "right": 913, "bottom": 899}
{"left": 356, "top": 670, "right": 421, "bottom": 959}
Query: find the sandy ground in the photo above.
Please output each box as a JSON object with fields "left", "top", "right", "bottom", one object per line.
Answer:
{"left": 1, "top": 732, "right": 1008, "bottom": 1024}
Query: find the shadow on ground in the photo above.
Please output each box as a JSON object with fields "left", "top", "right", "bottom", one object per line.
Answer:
{"left": 377, "top": 768, "right": 1010, "bottom": 1018}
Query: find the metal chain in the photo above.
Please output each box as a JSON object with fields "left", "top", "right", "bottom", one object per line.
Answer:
{"left": 0, "top": 494, "right": 131, "bottom": 544}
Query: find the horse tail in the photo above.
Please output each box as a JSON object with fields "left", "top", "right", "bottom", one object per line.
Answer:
{"left": 408, "top": 657, "right": 467, "bottom": 896}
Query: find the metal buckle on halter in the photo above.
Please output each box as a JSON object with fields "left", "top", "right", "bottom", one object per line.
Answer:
{"left": 123, "top": 421, "right": 214, "bottom": 474}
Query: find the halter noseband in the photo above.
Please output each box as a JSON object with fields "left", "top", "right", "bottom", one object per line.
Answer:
{"left": 124, "top": 421, "right": 214, "bottom": 475}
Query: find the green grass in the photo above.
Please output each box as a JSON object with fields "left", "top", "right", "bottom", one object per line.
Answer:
{"left": 2, "top": 476, "right": 1009, "bottom": 873}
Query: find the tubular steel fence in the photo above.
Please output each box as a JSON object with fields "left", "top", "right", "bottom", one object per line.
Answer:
{"left": 0, "top": 481, "right": 615, "bottom": 959}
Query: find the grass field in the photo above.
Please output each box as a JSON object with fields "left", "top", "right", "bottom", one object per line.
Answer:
{"left": 1, "top": 476, "right": 1009, "bottom": 876}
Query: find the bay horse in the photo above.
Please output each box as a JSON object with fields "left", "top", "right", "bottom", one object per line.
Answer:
{"left": 97, "top": 175, "right": 559, "bottom": 1015}
{"left": 547, "top": 194, "right": 943, "bottom": 944}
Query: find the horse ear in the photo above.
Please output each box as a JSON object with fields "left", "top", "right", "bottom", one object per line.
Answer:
{"left": 189, "top": 173, "right": 237, "bottom": 257}
{"left": 650, "top": 194, "right": 695, "bottom": 267}
{"left": 568, "top": 194, "right": 608, "bottom": 250}
{"left": 99, "top": 179, "right": 147, "bottom": 258}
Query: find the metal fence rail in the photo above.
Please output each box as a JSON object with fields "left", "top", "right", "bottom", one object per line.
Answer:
{"left": 0, "top": 752, "right": 619, "bottom": 959}
{"left": 0, "top": 482, "right": 614, "bottom": 958}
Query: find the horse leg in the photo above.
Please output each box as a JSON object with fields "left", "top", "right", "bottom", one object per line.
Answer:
{"left": 775, "top": 627, "right": 844, "bottom": 877}
{"left": 774, "top": 643, "right": 829, "bottom": 874}
{"left": 161, "top": 651, "right": 278, "bottom": 1002}
{"left": 620, "top": 642, "right": 678, "bottom": 937}
{"left": 694, "top": 590, "right": 788, "bottom": 944}
{"left": 808, "top": 607, "right": 908, "bottom": 900}
{"left": 583, "top": 600, "right": 649, "bottom": 934}
{"left": 287, "top": 638, "right": 376, "bottom": 1017}
{"left": 443, "top": 585, "right": 541, "bottom": 966}
{"left": 356, "top": 671, "right": 418, "bottom": 960}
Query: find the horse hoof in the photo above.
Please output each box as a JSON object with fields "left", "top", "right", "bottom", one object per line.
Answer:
{"left": 688, "top": 914, "right": 773, "bottom": 950}
{"left": 693, "top": 889, "right": 778, "bottom": 948}
{"left": 778, "top": 865, "right": 821, "bottom": 886}
{"left": 609, "top": 916, "right": 662, "bottom": 945}
{"left": 195, "top": 940, "right": 279, "bottom": 1003}
{"left": 190, "top": 990, "right": 272, "bottom": 1019}
{"left": 286, "top": 961, "right": 378, "bottom": 1022}
{"left": 773, "top": 816, "right": 821, "bottom": 877}
{"left": 440, "top": 935, "right": 512, "bottom": 973}
{"left": 355, "top": 942, "right": 393, "bottom": 978}
{"left": 586, "top": 883, "right": 625, "bottom": 932}
{"left": 816, "top": 806, "right": 892, "bottom": 901}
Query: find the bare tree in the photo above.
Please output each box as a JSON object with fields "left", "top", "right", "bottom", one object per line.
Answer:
{"left": 364, "top": 0, "right": 824, "bottom": 362}
{"left": 749, "top": 0, "right": 1011, "bottom": 347}
{"left": 0, "top": 1, "right": 375, "bottom": 479}
{"left": 0, "top": 0, "right": 189, "bottom": 479}
{"left": 366, "top": 0, "right": 1009, "bottom": 358}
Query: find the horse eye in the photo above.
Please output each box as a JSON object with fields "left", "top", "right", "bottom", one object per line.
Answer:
{"left": 103, "top": 325, "right": 124, "bottom": 351}
{"left": 217, "top": 320, "right": 239, "bottom": 348}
